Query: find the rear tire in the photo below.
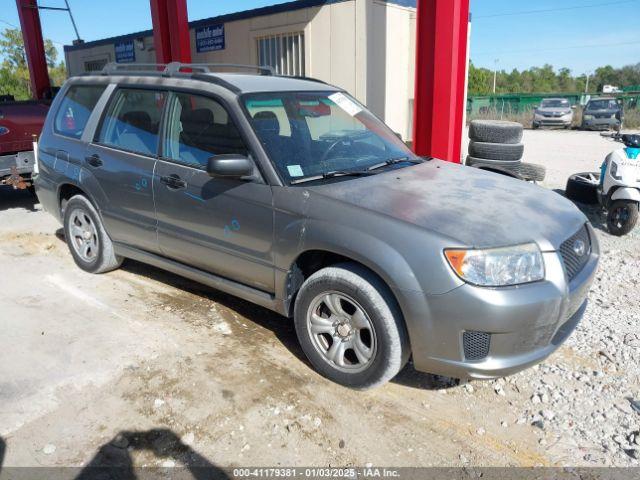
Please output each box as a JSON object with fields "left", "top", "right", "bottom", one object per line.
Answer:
{"left": 293, "top": 263, "right": 410, "bottom": 390}
{"left": 468, "top": 141, "right": 524, "bottom": 162}
{"left": 469, "top": 120, "right": 523, "bottom": 144}
{"left": 607, "top": 200, "right": 638, "bottom": 236}
{"left": 63, "top": 195, "right": 123, "bottom": 274}
{"left": 565, "top": 173, "right": 600, "bottom": 205}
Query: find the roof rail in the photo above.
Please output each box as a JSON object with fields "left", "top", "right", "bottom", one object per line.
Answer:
{"left": 164, "top": 62, "right": 274, "bottom": 76}
{"left": 100, "top": 63, "right": 168, "bottom": 75}
{"left": 99, "top": 62, "right": 274, "bottom": 77}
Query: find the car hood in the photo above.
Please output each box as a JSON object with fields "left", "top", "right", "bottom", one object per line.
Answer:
{"left": 306, "top": 160, "right": 587, "bottom": 251}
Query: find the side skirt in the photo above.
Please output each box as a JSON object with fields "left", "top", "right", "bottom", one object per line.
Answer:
{"left": 114, "top": 243, "right": 286, "bottom": 315}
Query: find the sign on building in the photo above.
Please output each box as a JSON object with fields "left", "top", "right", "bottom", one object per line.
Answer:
{"left": 195, "top": 25, "right": 225, "bottom": 53}
{"left": 114, "top": 40, "right": 135, "bottom": 63}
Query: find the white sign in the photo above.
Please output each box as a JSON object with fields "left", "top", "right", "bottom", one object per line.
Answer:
{"left": 328, "top": 92, "right": 362, "bottom": 117}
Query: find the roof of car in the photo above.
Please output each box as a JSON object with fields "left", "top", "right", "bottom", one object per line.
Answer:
{"left": 77, "top": 64, "right": 342, "bottom": 94}
{"left": 203, "top": 73, "right": 341, "bottom": 94}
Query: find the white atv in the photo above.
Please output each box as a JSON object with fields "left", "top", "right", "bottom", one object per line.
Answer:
{"left": 566, "top": 133, "right": 640, "bottom": 236}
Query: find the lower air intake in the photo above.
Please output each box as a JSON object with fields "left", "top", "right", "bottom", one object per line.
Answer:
{"left": 463, "top": 331, "right": 491, "bottom": 361}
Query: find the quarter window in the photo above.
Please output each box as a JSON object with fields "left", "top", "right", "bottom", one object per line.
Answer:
{"left": 54, "top": 85, "right": 106, "bottom": 139}
{"left": 97, "top": 88, "right": 166, "bottom": 156}
{"left": 163, "top": 92, "right": 247, "bottom": 168}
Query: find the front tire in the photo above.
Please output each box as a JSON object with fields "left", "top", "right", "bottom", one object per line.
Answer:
{"left": 293, "top": 263, "right": 410, "bottom": 390}
{"left": 607, "top": 200, "right": 638, "bottom": 236}
{"left": 63, "top": 195, "right": 123, "bottom": 273}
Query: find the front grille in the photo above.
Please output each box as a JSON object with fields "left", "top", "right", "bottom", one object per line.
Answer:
{"left": 463, "top": 331, "right": 491, "bottom": 361}
{"left": 559, "top": 225, "right": 591, "bottom": 281}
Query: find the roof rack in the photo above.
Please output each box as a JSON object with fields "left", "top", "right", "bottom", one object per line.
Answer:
{"left": 99, "top": 62, "right": 274, "bottom": 77}
{"left": 165, "top": 62, "right": 274, "bottom": 76}
{"left": 100, "top": 63, "right": 168, "bottom": 75}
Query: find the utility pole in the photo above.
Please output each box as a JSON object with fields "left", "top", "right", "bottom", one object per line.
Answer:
{"left": 585, "top": 72, "right": 591, "bottom": 93}
{"left": 492, "top": 58, "right": 498, "bottom": 94}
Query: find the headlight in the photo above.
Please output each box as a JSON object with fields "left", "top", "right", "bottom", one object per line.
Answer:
{"left": 444, "top": 244, "right": 545, "bottom": 287}
{"left": 584, "top": 114, "right": 594, "bottom": 120}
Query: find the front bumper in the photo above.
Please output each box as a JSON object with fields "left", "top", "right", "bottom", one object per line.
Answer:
{"left": 396, "top": 224, "right": 600, "bottom": 380}
{"left": 582, "top": 117, "right": 620, "bottom": 130}
{"left": 534, "top": 116, "right": 572, "bottom": 127}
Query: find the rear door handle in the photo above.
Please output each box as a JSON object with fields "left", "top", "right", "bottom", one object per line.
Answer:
{"left": 85, "top": 154, "right": 103, "bottom": 167}
{"left": 160, "top": 174, "right": 187, "bottom": 189}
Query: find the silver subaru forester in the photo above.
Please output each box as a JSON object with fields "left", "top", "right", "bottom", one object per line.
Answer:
{"left": 35, "top": 63, "right": 599, "bottom": 389}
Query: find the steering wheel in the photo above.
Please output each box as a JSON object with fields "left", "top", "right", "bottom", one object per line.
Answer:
{"left": 319, "top": 137, "right": 353, "bottom": 165}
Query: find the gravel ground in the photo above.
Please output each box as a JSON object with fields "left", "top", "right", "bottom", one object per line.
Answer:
{"left": 464, "top": 127, "right": 640, "bottom": 466}
{"left": 0, "top": 128, "right": 638, "bottom": 469}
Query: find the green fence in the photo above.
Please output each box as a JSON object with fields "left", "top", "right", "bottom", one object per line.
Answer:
{"left": 467, "top": 92, "right": 639, "bottom": 115}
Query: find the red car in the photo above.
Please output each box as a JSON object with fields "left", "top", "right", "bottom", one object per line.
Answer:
{"left": 0, "top": 97, "right": 50, "bottom": 189}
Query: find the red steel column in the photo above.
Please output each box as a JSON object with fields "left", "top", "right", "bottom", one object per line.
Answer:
{"left": 412, "top": 0, "right": 470, "bottom": 163}
{"left": 150, "top": 0, "right": 191, "bottom": 64}
{"left": 15, "top": 0, "right": 51, "bottom": 99}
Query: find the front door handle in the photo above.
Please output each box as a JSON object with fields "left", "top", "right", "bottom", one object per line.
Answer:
{"left": 160, "top": 174, "right": 187, "bottom": 189}
{"left": 85, "top": 154, "right": 103, "bottom": 167}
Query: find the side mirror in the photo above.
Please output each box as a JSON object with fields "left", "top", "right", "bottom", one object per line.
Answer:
{"left": 207, "top": 154, "right": 254, "bottom": 178}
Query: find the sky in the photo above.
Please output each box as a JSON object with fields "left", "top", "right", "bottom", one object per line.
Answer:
{"left": 1, "top": 0, "right": 639, "bottom": 75}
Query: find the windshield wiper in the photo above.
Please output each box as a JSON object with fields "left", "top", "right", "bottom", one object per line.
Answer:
{"left": 367, "top": 156, "right": 424, "bottom": 172}
{"left": 290, "top": 169, "right": 375, "bottom": 185}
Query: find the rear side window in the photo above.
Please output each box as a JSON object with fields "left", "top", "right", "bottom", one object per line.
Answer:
{"left": 54, "top": 85, "right": 106, "bottom": 139}
{"left": 97, "top": 88, "right": 166, "bottom": 156}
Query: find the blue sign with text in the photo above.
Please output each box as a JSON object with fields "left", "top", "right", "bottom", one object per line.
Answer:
{"left": 115, "top": 40, "right": 135, "bottom": 63}
{"left": 195, "top": 24, "right": 225, "bottom": 53}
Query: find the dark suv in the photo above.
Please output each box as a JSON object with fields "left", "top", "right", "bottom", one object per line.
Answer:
{"left": 581, "top": 97, "right": 623, "bottom": 131}
{"left": 35, "top": 63, "right": 599, "bottom": 389}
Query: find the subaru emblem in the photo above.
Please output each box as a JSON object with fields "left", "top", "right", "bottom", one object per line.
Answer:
{"left": 572, "top": 239, "right": 586, "bottom": 257}
{"left": 0, "top": 126, "right": 9, "bottom": 136}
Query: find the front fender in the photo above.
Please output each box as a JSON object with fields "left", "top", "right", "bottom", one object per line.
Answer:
{"left": 611, "top": 187, "right": 640, "bottom": 202}
{"left": 292, "top": 219, "right": 424, "bottom": 293}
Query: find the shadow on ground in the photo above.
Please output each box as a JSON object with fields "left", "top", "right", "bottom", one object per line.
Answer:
{"left": 0, "top": 187, "right": 38, "bottom": 212}
{"left": 52, "top": 233, "right": 460, "bottom": 392}
{"left": 123, "top": 259, "right": 459, "bottom": 391}
{"left": 76, "top": 429, "right": 229, "bottom": 479}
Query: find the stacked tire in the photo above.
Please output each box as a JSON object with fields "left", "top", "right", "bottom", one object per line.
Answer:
{"left": 467, "top": 120, "right": 546, "bottom": 182}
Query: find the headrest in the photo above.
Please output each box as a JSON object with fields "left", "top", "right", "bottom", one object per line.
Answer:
{"left": 253, "top": 111, "right": 280, "bottom": 135}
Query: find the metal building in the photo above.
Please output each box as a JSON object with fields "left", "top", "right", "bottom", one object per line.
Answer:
{"left": 63, "top": 0, "right": 417, "bottom": 141}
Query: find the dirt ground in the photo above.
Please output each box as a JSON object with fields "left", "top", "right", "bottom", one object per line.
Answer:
{"left": 1, "top": 128, "right": 638, "bottom": 470}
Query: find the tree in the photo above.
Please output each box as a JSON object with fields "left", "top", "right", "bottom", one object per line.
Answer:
{"left": 467, "top": 61, "right": 640, "bottom": 95}
{"left": 0, "top": 27, "right": 67, "bottom": 100}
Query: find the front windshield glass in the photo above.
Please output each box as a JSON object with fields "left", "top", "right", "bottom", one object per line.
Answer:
{"left": 587, "top": 99, "right": 618, "bottom": 110}
{"left": 243, "top": 91, "right": 420, "bottom": 183}
{"left": 541, "top": 99, "right": 569, "bottom": 108}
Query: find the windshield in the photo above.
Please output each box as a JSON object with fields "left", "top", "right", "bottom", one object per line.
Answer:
{"left": 243, "top": 91, "right": 421, "bottom": 183}
{"left": 587, "top": 99, "right": 618, "bottom": 111}
{"left": 540, "top": 99, "right": 569, "bottom": 108}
